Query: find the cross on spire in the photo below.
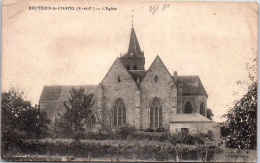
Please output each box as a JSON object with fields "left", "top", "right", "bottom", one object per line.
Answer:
{"left": 119, "top": 12, "right": 145, "bottom": 70}
{"left": 132, "top": 9, "right": 134, "bottom": 27}
{"left": 121, "top": 10, "right": 143, "bottom": 57}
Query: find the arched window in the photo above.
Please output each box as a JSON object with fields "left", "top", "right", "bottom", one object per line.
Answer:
{"left": 118, "top": 76, "right": 121, "bottom": 82}
{"left": 150, "top": 98, "right": 163, "bottom": 128}
{"left": 154, "top": 75, "right": 158, "bottom": 83}
{"left": 113, "top": 98, "right": 126, "bottom": 127}
{"left": 200, "top": 102, "right": 205, "bottom": 116}
{"left": 184, "top": 101, "right": 193, "bottom": 114}
{"left": 127, "top": 65, "right": 130, "bottom": 70}
{"left": 134, "top": 64, "right": 137, "bottom": 70}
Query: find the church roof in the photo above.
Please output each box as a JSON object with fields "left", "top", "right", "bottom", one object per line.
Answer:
{"left": 39, "top": 85, "right": 97, "bottom": 102}
{"left": 170, "top": 114, "right": 212, "bottom": 123}
{"left": 128, "top": 70, "right": 147, "bottom": 78}
{"left": 177, "top": 76, "right": 208, "bottom": 96}
{"left": 121, "top": 27, "right": 143, "bottom": 57}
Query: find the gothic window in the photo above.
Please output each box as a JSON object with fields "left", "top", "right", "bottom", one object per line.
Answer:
{"left": 184, "top": 101, "right": 193, "bottom": 114}
{"left": 118, "top": 76, "right": 121, "bottom": 82}
{"left": 150, "top": 97, "right": 163, "bottom": 128}
{"left": 113, "top": 98, "right": 126, "bottom": 127}
{"left": 154, "top": 75, "right": 158, "bottom": 83}
{"left": 200, "top": 102, "right": 205, "bottom": 116}
{"left": 127, "top": 65, "right": 130, "bottom": 70}
{"left": 134, "top": 64, "right": 137, "bottom": 70}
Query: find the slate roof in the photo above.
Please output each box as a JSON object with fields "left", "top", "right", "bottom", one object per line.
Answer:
{"left": 39, "top": 75, "right": 207, "bottom": 103}
{"left": 170, "top": 114, "right": 212, "bottom": 123}
{"left": 177, "top": 75, "right": 208, "bottom": 96}
{"left": 121, "top": 27, "right": 143, "bottom": 57}
{"left": 39, "top": 85, "right": 97, "bottom": 102}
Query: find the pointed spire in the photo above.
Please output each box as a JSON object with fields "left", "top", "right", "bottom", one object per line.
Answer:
{"left": 127, "top": 27, "right": 142, "bottom": 56}
{"left": 119, "top": 15, "right": 145, "bottom": 70}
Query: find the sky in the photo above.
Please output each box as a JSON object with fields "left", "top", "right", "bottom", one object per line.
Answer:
{"left": 2, "top": 0, "right": 258, "bottom": 122}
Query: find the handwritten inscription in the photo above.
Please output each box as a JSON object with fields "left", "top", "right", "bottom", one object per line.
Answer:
{"left": 149, "top": 3, "right": 170, "bottom": 15}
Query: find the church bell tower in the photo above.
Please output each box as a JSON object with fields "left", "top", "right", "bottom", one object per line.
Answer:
{"left": 119, "top": 26, "right": 145, "bottom": 70}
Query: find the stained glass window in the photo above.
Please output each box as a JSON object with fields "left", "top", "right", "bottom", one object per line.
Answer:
{"left": 184, "top": 101, "right": 193, "bottom": 114}
{"left": 200, "top": 102, "right": 205, "bottom": 116}
{"left": 113, "top": 98, "right": 126, "bottom": 127}
{"left": 150, "top": 98, "right": 163, "bottom": 128}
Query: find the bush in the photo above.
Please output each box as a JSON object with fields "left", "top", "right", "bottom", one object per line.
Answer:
{"left": 7, "top": 139, "right": 222, "bottom": 162}
{"left": 116, "top": 125, "right": 136, "bottom": 139}
{"left": 170, "top": 131, "right": 215, "bottom": 145}
{"left": 159, "top": 132, "right": 170, "bottom": 142}
{"left": 156, "top": 127, "right": 166, "bottom": 132}
{"left": 51, "top": 128, "right": 214, "bottom": 144}
{"left": 145, "top": 127, "right": 167, "bottom": 132}
{"left": 132, "top": 132, "right": 170, "bottom": 142}
{"left": 145, "top": 127, "right": 154, "bottom": 132}
{"left": 84, "top": 132, "right": 116, "bottom": 140}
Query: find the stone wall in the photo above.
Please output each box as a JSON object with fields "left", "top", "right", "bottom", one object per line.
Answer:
{"left": 101, "top": 58, "right": 138, "bottom": 128}
{"left": 177, "top": 83, "right": 183, "bottom": 113}
{"left": 40, "top": 56, "right": 209, "bottom": 132}
{"left": 140, "top": 56, "right": 177, "bottom": 130}
{"left": 170, "top": 122, "right": 213, "bottom": 134}
{"left": 181, "top": 95, "right": 207, "bottom": 116}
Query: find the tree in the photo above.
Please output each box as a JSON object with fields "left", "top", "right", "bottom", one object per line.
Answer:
{"left": 52, "top": 112, "right": 73, "bottom": 138}
{"left": 1, "top": 87, "right": 48, "bottom": 155}
{"left": 206, "top": 108, "right": 214, "bottom": 120}
{"left": 224, "top": 82, "right": 257, "bottom": 149}
{"left": 97, "top": 106, "right": 114, "bottom": 132}
{"left": 195, "top": 131, "right": 215, "bottom": 162}
{"left": 62, "top": 87, "right": 95, "bottom": 141}
{"left": 169, "top": 133, "right": 185, "bottom": 162}
{"left": 224, "top": 58, "right": 257, "bottom": 149}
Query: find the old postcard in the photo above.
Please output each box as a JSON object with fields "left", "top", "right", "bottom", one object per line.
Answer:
{"left": 1, "top": 0, "right": 258, "bottom": 162}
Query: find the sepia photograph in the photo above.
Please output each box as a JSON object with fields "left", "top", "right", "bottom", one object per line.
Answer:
{"left": 1, "top": 0, "right": 258, "bottom": 162}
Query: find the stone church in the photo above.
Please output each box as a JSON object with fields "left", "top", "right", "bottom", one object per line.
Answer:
{"left": 39, "top": 26, "right": 214, "bottom": 133}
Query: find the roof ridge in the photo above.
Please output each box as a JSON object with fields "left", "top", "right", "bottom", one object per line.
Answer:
{"left": 44, "top": 84, "right": 98, "bottom": 88}
{"left": 40, "top": 85, "right": 98, "bottom": 102}
{"left": 177, "top": 75, "right": 199, "bottom": 77}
